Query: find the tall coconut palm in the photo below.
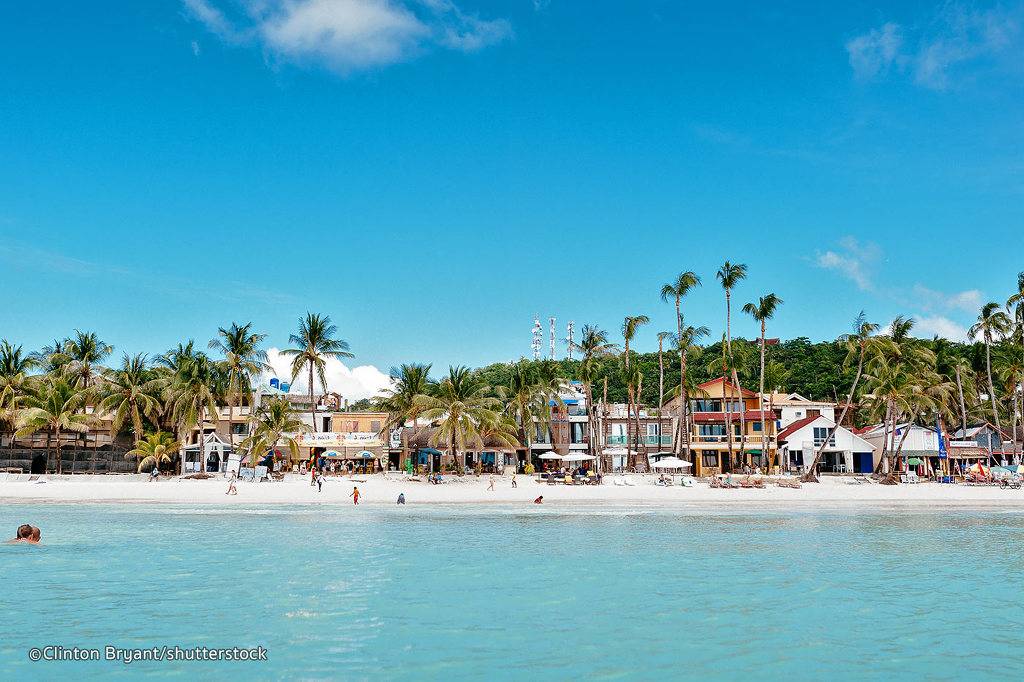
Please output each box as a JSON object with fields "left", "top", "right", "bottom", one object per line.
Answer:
{"left": 803, "top": 313, "right": 880, "bottom": 481}
{"left": 415, "top": 366, "right": 500, "bottom": 474}
{"left": 281, "top": 313, "right": 354, "bottom": 433}
{"left": 126, "top": 431, "right": 180, "bottom": 473}
{"left": 98, "top": 353, "right": 160, "bottom": 440}
{"left": 166, "top": 352, "right": 221, "bottom": 474}
{"left": 376, "top": 363, "right": 434, "bottom": 442}
{"left": 571, "top": 325, "right": 617, "bottom": 464}
{"left": 970, "top": 302, "right": 1012, "bottom": 435}
{"left": 209, "top": 322, "right": 270, "bottom": 448}
{"left": 672, "top": 320, "right": 710, "bottom": 458}
{"left": 621, "top": 315, "right": 649, "bottom": 469}
{"left": 661, "top": 271, "right": 702, "bottom": 454}
{"left": 16, "top": 377, "right": 93, "bottom": 474}
{"left": 65, "top": 330, "right": 113, "bottom": 390}
{"left": 241, "top": 396, "right": 309, "bottom": 465}
{"left": 742, "top": 293, "right": 783, "bottom": 471}
{"left": 656, "top": 331, "right": 672, "bottom": 412}
{"left": 716, "top": 262, "right": 747, "bottom": 470}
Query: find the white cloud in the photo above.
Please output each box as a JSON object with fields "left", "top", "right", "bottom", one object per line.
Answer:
{"left": 191, "top": 40, "right": 201, "bottom": 56}
{"left": 846, "top": 22, "right": 903, "bottom": 80}
{"left": 184, "top": 0, "right": 511, "bottom": 74}
{"left": 814, "top": 236, "right": 880, "bottom": 291}
{"left": 847, "top": 5, "right": 1022, "bottom": 90}
{"left": 263, "top": 347, "right": 392, "bottom": 401}
{"left": 911, "top": 285, "right": 982, "bottom": 314}
{"left": 912, "top": 315, "right": 970, "bottom": 341}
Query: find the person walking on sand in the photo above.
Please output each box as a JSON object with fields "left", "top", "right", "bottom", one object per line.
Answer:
{"left": 226, "top": 473, "right": 238, "bottom": 496}
{"left": 149, "top": 466, "right": 159, "bottom": 482}
{"left": 487, "top": 475, "right": 495, "bottom": 491}
{"left": 316, "top": 472, "right": 324, "bottom": 493}
{"left": 350, "top": 486, "right": 360, "bottom": 505}
{"left": 310, "top": 467, "right": 317, "bottom": 487}
{"left": 511, "top": 473, "right": 517, "bottom": 488}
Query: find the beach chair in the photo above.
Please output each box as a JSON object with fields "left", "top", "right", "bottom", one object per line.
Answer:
{"left": 681, "top": 477, "right": 694, "bottom": 487}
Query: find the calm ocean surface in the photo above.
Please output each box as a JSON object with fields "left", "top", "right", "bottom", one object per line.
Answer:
{"left": 2, "top": 503, "right": 1023, "bottom": 680}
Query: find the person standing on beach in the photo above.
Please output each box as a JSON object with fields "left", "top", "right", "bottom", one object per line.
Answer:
{"left": 487, "top": 475, "right": 495, "bottom": 491}
{"left": 316, "top": 472, "right": 324, "bottom": 493}
{"left": 350, "top": 486, "right": 360, "bottom": 505}
{"left": 397, "top": 493, "right": 405, "bottom": 505}
{"left": 511, "top": 472, "right": 517, "bottom": 488}
{"left": 226, "top": 474, "right": 238, "bottom": 496}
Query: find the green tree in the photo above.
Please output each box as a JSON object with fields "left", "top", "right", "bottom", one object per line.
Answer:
{"left": 66, "top": 330, "right": 113, "bottom": 389}
{"left": 209, "top": 322, "right": 270, "bottom": 449}
{"left": 969, "top": 302, "right": 1012, "bottom": 435}
{"left": 98, "top": 353, "right": 161, "bottom": 439}
{"left": 16, "top": 377, "right": 93, "bottom": 474}
{"left": 571, "top": 325, "right": 617, "bottom": 462}
{"left": 661, "top": 271, "right": 702, "bottom": 455}
{"left": 281, "top": 313, "right": 353, "bottom": 432}
{"left": 621, "top": 315, "right": 649, "bottom": 469}
{"left": 165, "top": 352, "right": 221, "bottom": 474}
{"left": 716, "top": 261, "right": 747, "bottom": 470}
{"left": 742, "top": 293, "right": 783, "bottom": 470}
{"left": 376, "top": 363, "right": 435, "bottom": 437}
{"left": 126, "top": 431, "right": 180, "bottom": 473}
{"left": 415, "top": 366, "right": 500, "bottom": 474}
{"left": 241, "top": 396, "right": 308, "bottom": 465}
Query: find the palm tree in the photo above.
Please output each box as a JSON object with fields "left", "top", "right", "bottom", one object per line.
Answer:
{"left": 281, "top": 313, "right": 354, "bottom": 433}
{"left": 98, "top": 353, "right": 161, "bottom": 439}
{"left": 241, "top": 396, "right": 309, "bottom": 466}
{"left": 716, "top": 261, "right": 747, "bottom": 470}
{"left": 803, "top": 313, "right": 879, "bottom": 481}
{"left": 415, "top": 366, "right": 500, "bottom": 474}
{"left": 65, "top": 330, "right": 113, "bottom": 389}
{"left": 672, "top": 321, "right": 710, "bottom": 459}
{"left": 376, "top": 363, "right": 435, "bottom": 461}
{"left": 126, "top": 431, "right": 180, "bottom": 473}
{"left": 500, "top": 362, "right": 555, "bottom": 467}
{"left": 742, "top": 293, "right": 783, "bottom": 470}
{"left": 622, "top": 315, "right": 649, "bottom": 469}
{"left": 31, "top": 338, "right": 72, "bottom": 375}
{"left": 661, "top": 272, "right": 701, "bottom": 455}
{"left": 209, "top": 322, "right": 270, "bottom": 449}
{"left": 16, "top": 377, "right": 93, "bottom": 474}
{"left": 656, "top": 331, "right": 672, "bottom": 412}
{"left": 1, "top": 340, "right": 37, "bottom": 468}
{"left": 571, "top": 325, "right": 617, "bottom": 465}
{"left": 970, "top": 302, "right": 1012, "bottom": 436}
{"left": 166, "top": 352, "right": 220, "bottom": 474}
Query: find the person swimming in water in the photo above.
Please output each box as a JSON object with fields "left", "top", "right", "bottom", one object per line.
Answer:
{"left": 397, "top": 492, "right": 406, "bottom": 505}
{"left": 5, "top": 524, "right": 33, "bottom": 544}
{"left": 28, "top": 527, "right": 40, "bottom": 544}
{"left": 534, "top": 496, "right": 544, "bottom": 504}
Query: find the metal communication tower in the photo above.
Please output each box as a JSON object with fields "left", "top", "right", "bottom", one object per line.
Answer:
{"left": 531, "top": 316, "right": 543, "bottom": 360}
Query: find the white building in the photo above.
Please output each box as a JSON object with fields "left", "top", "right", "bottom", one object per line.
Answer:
{"left": 859, "top": 423, "right": 941, "bottom": 469}
{"left": 765, "top": 392, "right": 837, "bottom": 429}
{"left": 777, "top": 416, "right": 875, "bottom": 474}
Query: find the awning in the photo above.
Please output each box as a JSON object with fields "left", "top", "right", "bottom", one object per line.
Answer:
{"left": 417, "top": 447, "right": 442, "bottom": 455}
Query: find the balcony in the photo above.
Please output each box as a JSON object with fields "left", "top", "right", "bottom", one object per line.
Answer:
{"left": 607, "top": 435, "right": 673, "bottom": 446}
{"left": 691, "top": 435, "right": 768, "bottom": 445}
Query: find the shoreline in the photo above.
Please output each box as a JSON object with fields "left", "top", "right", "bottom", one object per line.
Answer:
{"left": 4, "top": 473, "right": 1024, "bottom": 509}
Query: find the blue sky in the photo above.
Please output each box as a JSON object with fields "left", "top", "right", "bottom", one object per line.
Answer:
{"left": 1, "top": 1, "right": 1023, "bottom": 394}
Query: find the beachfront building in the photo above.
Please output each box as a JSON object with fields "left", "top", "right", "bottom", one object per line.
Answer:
{"left": 763, "top": 392, "right": 839, "bottom": 429}
{"left": 859, "top": 423, "right": 941, "bottom": 473}
{"left": 528, "top": 383, "right": 591, "bottom": 468}
{"left": 949, "top": 423, "right": 1018, "bottom": 466}
{"left": 596, "top": 403, "right": 674, "bottom": 472}
{"left": 665, "top": 377, "right": 779, "bottom": 476}
{"left": 404, "top": 426, "right": 518, "bottom": 473}
{"left": 777, "top": 416, "right": 874, "bottom": 474}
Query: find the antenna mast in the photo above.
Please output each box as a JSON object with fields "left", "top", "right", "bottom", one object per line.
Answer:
{"left": 531, "top": 316, "right": 542, "bottom": 360}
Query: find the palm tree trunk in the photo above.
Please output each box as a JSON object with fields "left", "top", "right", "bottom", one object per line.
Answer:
{"left": 986, "top": 338, "right": 1001, "bottom": 433}
{"left": 675, "top": 296, "right": 684, "bottom": 457}
{"left": 55, "top": 427, "right": 62, "bottom": 475}
{"left": 722, "top": 362, "right": 732, "bottom": 473}
{"left": 758, "top": 321, "right": 767, "bottom": 471}
{"left": 658, "top": 338, "right": 664, "bottom": 413}
{"left": 804, "top": 347, "right": 865, "bottom": 482}
{"left": 732, "top": 368, "right": 747, "bottom": 470}
{"left": 955, "top": 365, "right": 968, "bottom": 434}
{"left": 199, "top": 406, "right": 206, "bottom": 474}
{"left": 309, "top": 362, "right": 317, "bottom": 433}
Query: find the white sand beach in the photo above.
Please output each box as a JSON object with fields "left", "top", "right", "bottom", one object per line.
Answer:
{"left": 3, "top": 473, "right": 1024, "bottom": 507}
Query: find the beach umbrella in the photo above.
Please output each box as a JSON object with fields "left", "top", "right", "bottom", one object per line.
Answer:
{"left": 323, "top": 450, "right": 342, "bottom": 459}
{"left": 906, "top": 457, "right": 923, "bottom": 466}
{"left": 561, "top": 453, "right": 595, "bottom": 462}
{"left": 538, "top": 452, "right": 562, "bottom": 460}
{"left": 652, "top": 457, "right": 692, "bottom": 469}
{"left": 355, "top": 450, "right": 374, "bottom": 459}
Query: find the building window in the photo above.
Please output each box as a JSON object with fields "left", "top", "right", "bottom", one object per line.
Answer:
{"left": 370, "top": 420, "right": 381, "bottom": 432}
{"left": 646, "top": 424, "right": 660, "bottom": 437}
{"left": 231, "top": 423, "right": 248, "bottom": 435}
{"left": 752, "top": 422, "right": 762, "bottom": 432}
{"left": 698, "top": 425, "right": 726, "bottom": 437}
{"left": 813, "top": 427, "right": 835, "bottom": 447}
{"left": 570, "top": 422, "right": 585, "bottom": 444}
{"left": 701, "top": 451, "right": 719, "bottom": 467}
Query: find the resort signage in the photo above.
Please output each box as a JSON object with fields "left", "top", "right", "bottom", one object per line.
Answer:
{"left": 296, "top": 432, "right": 383, "bottom": 447}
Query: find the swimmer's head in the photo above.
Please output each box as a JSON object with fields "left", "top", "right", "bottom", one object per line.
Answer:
{"left": 16, "top": 524, "right": 32, "bottom": 539}
{"left": 30, "top": 527, "right": 40, "bottom": 542}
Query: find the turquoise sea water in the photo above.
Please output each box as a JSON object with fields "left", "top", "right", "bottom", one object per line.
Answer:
{"left": 2, "top": 503, "right": 1024, "bottom": 680}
